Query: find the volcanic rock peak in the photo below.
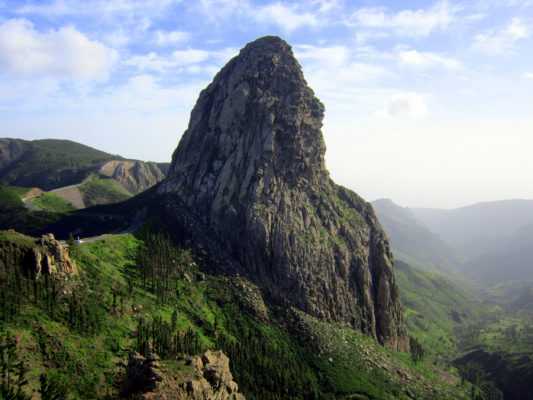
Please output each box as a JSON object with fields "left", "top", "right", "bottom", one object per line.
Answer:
{"left": 160, "top": 36, "right": 408, "bottom": 351}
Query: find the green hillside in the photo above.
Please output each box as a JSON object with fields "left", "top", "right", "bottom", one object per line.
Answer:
{"left": 395, "top": 261, "right": 484, "bottom": 358}
{"left": 32, "top": 192, "right": 76, "bottom": 213}
{"left": 0, "top": 138, "right": 122, "bottom": 190}
{"left": 0, "top": 228, "right": 471, "bottom": 400}
{"left": 0, "top": 186, "right": 61, "bottom": 235}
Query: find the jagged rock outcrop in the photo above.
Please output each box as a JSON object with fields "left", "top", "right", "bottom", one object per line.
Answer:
{"left": 159, "top": 36, "right": 408, "bottom": 351}
{"left": 100, "top": 160, "right": 166, "bottom": 194}
{"left": 124, "top": 350, "right": 245, "bottom": 400}
{"left": 32, "top": 233, "right": 78, "bottom": 278}
{"left": 183, "top": 350, "right": 245, "bottom": 400}
{"left": 0, "top": 231, "right": 77, "bottom": 280}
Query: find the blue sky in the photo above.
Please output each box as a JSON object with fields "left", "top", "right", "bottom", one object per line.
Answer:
{"left": 0, "top": 0, "right": 532, "bottom": 208}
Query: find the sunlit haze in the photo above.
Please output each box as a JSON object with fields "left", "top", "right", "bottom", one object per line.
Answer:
{"left": 1, "top": 0, "right": 532, "bottom": 208}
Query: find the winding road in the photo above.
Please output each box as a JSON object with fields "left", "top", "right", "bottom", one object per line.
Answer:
{"left": 24, "top": 195, "right": 42, "bottom": 211}
{"left": 23, "top": 187, "right": 143, "bottom": 245}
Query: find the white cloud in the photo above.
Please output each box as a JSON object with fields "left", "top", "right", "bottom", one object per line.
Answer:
{"left": 255, "top": 3, "right": 319, "bottom": 32}
{"left": 473, "top": 17, "right": 529, "bottom": 55}
{"left": 525, "top": 72, "right": 533, "bottom": 79}
{"left": 15, "top": 0, "right": 182, "bottom": 17}
{"left": 124, "top": 49, "right": 210, "bottom": 71}
{"left": 293, "top": 44, "right": 394, "bottom": 113}
{"left": 295, "top": 45, "right": 349, "bottom": 67}
{"left": 196, "top": 0, "right": 250, "bottom": 22}
{"left": 373, "top": 93, "right": 427, "bottom": 119}
{"left": 0, "top": 18, "right": 116, "bottom": 80}
{"left": 312, "top": 0, "right": 340, "bottom": 12}
{"left": 350, "top": 1, "right": 458, "bottom": 38}
{"left": 398, "top": 49, "right": 461, "bottom": 69}
{"left": 294, "top": 44, "right": 393, "bottom": 92}
{"left": 154, "top": 30, "right": 190, "bottom": 45}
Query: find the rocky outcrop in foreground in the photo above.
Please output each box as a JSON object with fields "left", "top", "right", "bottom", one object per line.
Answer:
{"left": 125, "top": 350, "right": 244, "bottom": 400}
{"left": 0, "top": 231, "right": 77, "bottom": 279}
{"left": 32, "top": 233, "right": 78, "bottom": 278}
{"left": 159, "top": 36, "right": 408, "bottom": 351}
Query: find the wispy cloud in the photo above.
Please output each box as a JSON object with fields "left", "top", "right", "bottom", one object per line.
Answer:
{"left": 196, "top": 0, "right": 250, "bottom": 23}
{"left": 0, "top": 18, "right": 116, "bottom": 80}
{"left": 154, "top": 30, "right": 190, "bottom": 46}
{"left": 397, "top": 48, "right": 461, "bottom": 69}
{"left": 349, "top": 1, "right": 459, "bottom": 38}
{"left": 293, "top": 44, "right": 394, "bottom": 113}
{"left": 524, "top": 72, "right": 533, "bottom": 79}
{"left": 14, "top": 0, "right": 182, "bottom": 17}
{"left": 254, "top": 3, "right": 319, "bottom": 32}
{"left": 373, "top": 92, "right": 427, "bottom": 119}
{"left": 124, "top": 49, "right": 210, "bottom": 72}
{"left": 473, "top": 17, "right": 529, "bottom": 55}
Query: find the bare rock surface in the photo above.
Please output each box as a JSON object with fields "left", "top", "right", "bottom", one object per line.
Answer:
{"left": 33, "top": 233, "right": 78, "bottom": 278}
{"left": 159, "top": 36, "right": 408, "bottom": 351}
{"left": 124, "top": 350, "right": 244, "bottom": 400}
{"left": 100, "top": 160, "right": 165, "bottom": 194}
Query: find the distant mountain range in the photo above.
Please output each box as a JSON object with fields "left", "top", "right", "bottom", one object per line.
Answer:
{"left": 371, "top": 199, "right": 462, "bottom": 276}
{"left": 0, "top": 138, "right": 169, "bottom": 192}
{"left": 373, "top": 198, "right": 533, "bottom": 288}
{"left": 411, "top": 200, "right": 533, "bottom": 257}
{"left": 0, "top": 138, "right": 169, "bottom": 209}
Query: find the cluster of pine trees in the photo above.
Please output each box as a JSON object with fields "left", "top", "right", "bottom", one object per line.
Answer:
{"left": 136, "top": 315, "right": 203, "bottom": 359}
{"left": 458, "top": 362, "right": 503, "bottom": 400}
{"left": 215, "top": 329, "right": 327, "bottom": 400}
{"left": 135, "top": 233, "right": 192, "bottom": 305}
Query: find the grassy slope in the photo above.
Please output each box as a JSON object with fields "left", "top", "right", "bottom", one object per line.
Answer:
{"left": 32, "top": 192, "right": 76, "bottom": 213}
{"left": 0, "top": 229, "right": 469, "bottom": 400}
{"left": 395, "top": 261, "right": 485, "bottom": 359}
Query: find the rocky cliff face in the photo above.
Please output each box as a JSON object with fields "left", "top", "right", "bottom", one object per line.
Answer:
{"left": 99, "top": 160, "right": 166, "bottom": 194}
{"left": 159, "top": 36, "right": 408, "bottom": 351}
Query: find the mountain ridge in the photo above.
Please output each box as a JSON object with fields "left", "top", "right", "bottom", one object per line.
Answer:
{"left": 0, "top": 138, "right": 169, "bottom": 193}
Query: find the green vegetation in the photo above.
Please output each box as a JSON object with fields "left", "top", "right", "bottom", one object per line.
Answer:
{"left": 0, "top": 187, "right": 61, "bottom": 235}
{"left": 395, "top": 260, "right": 533, "bottom": 399}
{"left": 32, "top": 193, "right": 75, "bottom": 213}
{"left": 78, "top": 178, "right": 131, "bottom": 207}
{"left": 0, "top": 228, "right": 470, "bottom": 399}
{"left": 409, "top": 336, "right": 425, "bottom": 365}
{"left": 395, "top": 261, "right": 484, "bottom": 359}
{"left": 0, "top": 139, "right": 122, "bottom": 190}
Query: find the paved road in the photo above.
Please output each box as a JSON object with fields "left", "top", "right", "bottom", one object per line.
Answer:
{"left": 22, "top": 184, "right": 143, "bottom": 245}
{"left": 59, "top": 217, "right": 143, "bottom": 246}
{"left": 24, "top": 196, "right": 41, "bottom": 211}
